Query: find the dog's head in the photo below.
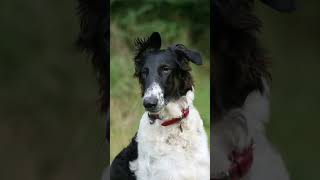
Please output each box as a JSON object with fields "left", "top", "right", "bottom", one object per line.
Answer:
{"left": 133, "top": 32, "right": 202, "bottom": 113}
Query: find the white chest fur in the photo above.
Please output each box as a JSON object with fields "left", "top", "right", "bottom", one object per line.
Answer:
{"left": 130, "top": 91, "right": 210, "bottom": 180}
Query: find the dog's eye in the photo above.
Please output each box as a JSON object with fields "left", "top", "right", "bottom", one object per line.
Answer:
{"left": 141, "top": 68, "right": 148, "bottom": 79}
{"left": 161, "top": 66, "right": 170, "bottom": 73}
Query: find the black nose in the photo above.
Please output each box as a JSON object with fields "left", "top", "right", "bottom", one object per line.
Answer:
{"left": 143, "top": 97, "right": 158, "bottom": 109}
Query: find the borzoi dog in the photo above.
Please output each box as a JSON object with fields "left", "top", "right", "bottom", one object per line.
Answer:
{"left": 111, "top": 32, "right": 210, "bottom": 180}
{"left": 212, "top": 0, "right": 295, "bottom": 179}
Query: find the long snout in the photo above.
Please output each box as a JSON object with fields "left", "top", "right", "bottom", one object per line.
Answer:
{"left": 143, "top": 82, "right": 164, "bottom": 112}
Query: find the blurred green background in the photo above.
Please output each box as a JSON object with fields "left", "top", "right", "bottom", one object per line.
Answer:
{"left": 110, "top": 0, "right": 210, "bottom": 162}
{"left": 257, "top": 2, "right": 320, "bottom": 180}
{"left": 0, "top": 1, "right": 106, "bottom": 180}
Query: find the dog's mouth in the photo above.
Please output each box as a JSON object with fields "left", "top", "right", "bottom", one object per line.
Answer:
{"left": 144, "top": 99, "right": 170, "bottom": 118}
{"left": 145, "top": 107, "right": 161, "bottom": 114}
{"left": 146, "top": 107, "right": 163, "bottom": 124}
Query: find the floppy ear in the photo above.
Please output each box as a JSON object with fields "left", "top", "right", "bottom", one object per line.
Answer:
{"left": 170, "top": 44, "right": 202, "bottom": 69}
{"left": 134, "top": 32, "right": 161, "bottom": 60}
{"left": 260, "top": 0, "right": 296, "bottom": 12}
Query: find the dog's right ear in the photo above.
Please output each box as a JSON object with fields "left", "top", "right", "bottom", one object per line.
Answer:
{"left": 169, "top": 44, "right": 202, "bottom": 70}
{"left": 134, "top": 32, "right": 161, "bottom": 60}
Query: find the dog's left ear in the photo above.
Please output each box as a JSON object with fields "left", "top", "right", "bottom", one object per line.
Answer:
{"left": 170, "top": 44, "right": 202, "bottom": 69}
{"left": 134, "top": 32, "right": 161, "bottom": 60}
{"left": 149, "top": 32, "right": 161, "bottom": 50}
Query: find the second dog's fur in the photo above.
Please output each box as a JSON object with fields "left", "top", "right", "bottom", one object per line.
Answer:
{"left": 212, "top": 0, "right": 295, "bottom": 179}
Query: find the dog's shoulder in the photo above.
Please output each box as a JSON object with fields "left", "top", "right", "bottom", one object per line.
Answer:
{"left": 110, "top": 134, "right": 138, "bottom": 180}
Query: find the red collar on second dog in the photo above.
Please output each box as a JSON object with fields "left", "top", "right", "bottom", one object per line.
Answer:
{"left": 148, "top": 107, "right": 190, "bottom": 126}
{"left": 212, "top": 142, "right": 254, "bottom": 180}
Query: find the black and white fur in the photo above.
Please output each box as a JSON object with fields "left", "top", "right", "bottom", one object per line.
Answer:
{"left": 212, "top": 0, "right": 295, "bottom": 179}
{"left": 111, "top": 32, "right": 210, "bottom": 180}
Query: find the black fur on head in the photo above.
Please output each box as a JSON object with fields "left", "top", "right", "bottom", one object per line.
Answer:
{"left": 76, "top": 0, "right": 108, "bottom": 113}
{"left": 133, "top": 32, "right": 202, "bottom": 112}
{"left": 212, "top": 0, "right": 295, "bottom": 119}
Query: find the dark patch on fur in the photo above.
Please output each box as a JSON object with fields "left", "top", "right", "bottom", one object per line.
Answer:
{"left": 110, "top": 134, "right": 138, "bottom": 180}
{"left": 133, "top": 36, "right": 157, "bottom": 82}
{"left": 76, "top": 0, "right": 108, "bottom": 113}
{"left": 162, "top": 67, "right": 194, "bottom": 101}
{"left": 134, "top": 37, "right": 151, "bottom": 61}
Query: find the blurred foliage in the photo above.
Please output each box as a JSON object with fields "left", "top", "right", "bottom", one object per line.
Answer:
{"left": 111, "top": 0, "right": 210, "bottom": 55}
{"left": 257, "top": 2, "right": 320, "bottom": 180}
{"left": 110, "top": 0, "right": 210, "bottom": 162}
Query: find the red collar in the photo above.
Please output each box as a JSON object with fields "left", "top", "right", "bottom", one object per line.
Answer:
{"left": 212, "top": 142, "right": 254, "bottom": 180}
{"left": 148, "top": 108, "right": 189, "bottom": 126}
